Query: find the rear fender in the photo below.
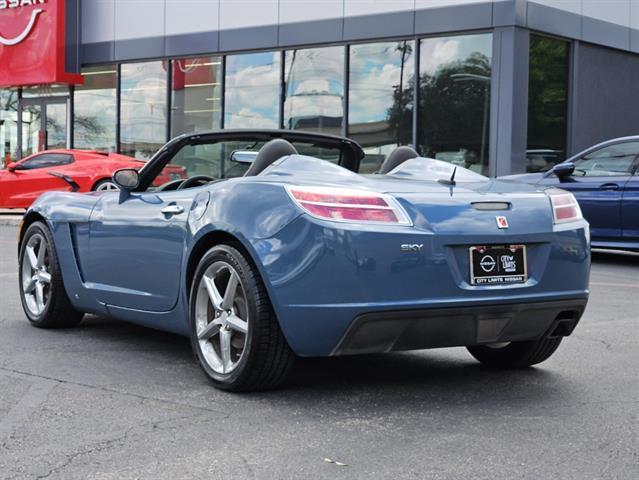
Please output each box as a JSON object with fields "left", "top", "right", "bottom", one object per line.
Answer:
{"left": 183, "top": 224, "right": 293, "bottom": 338}
{"left": 182, "top": 182, "right": 302, "bottom": 338}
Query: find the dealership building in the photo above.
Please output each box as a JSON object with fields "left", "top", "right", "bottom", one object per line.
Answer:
{"left": 1, "top": 0, "right": 638, "bottom": 176}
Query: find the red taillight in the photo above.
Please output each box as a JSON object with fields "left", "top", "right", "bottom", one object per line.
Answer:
{"left": 546, "top": 188, "right": 582, "bottom": 224}
{"left": 290, "top": 189, "right": 388, "bottom": 207}
{"left": 287, "top": 186, "right": 411, "bottom": 225}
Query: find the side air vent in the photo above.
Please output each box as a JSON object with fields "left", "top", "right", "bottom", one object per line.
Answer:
{"left": 471, "top": 202, "right": 511, "bottom": 211}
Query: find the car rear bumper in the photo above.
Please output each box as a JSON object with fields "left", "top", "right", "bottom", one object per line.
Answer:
{"left": 252, "top": 216, "right": 590, "bottom": 356}
{"left": 330, "top": 298, "right": 587, "bottom": 356}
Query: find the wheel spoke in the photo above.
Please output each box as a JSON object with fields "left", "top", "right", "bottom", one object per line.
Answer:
{"left": 219, "top": 329, "right": 232, "bottom": 373}
{"left": 23, "top": 277, "right": 37, "bottom": 294}
{"left": 226, "top": 314, "right": 248, "bottom": 334}
{"left": 36, "top": 242, "right": 47, "bottom": 268}
{"left": 39, "top": 271, "right": 51, "bottom": 284}
{"left": 198, "top": 318, "right": 222, "bottom": 341}
{"left": 35, "top": 282, "right": 45, "bottom": 312}
{"left": 203, "top": 275, "right": 223, "bottom": 310}
{"left": 26, "top": 245, "right": 38, "bottom": 269}
{"left": 222, "top": 271, "right": 239, "bottom": 310}
{"left": 196, "top": 261, "right": 249, "bottom": 375}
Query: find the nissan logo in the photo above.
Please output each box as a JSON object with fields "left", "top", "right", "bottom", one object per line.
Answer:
{"left": 480, "top": 255, "right": 496, "bottom": 273}
{"left": 0, "top": 0, "right": 45, "bottom": 47}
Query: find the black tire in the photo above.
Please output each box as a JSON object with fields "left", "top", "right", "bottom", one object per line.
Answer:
{"left": 18, "top": 221, "right": 84, "bottom": 328}
{"left": 467, "top": 337, "right": 563, "bottom": 368}
{"left": 189, "top": 244, "right": 295, "bottom": 392}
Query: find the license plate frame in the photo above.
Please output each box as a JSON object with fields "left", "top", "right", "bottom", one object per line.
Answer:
{"left": 469, "top": 244, "right": 528, "bottom": 285}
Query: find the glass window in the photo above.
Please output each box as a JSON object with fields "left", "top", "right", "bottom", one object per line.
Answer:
{"left": 418, "top": 34, "right": 492, "bottom": 175}
{"left": 0, "top": 89, "right": 19, "bottom": 167}
{"left": 74, "top": 65, "right": 117, "bottom": 151}
{"left": 225, "top": 52, "right": 281, "bottom": 129}
{"left": 527, "top": 35, "right": 569, "bottom": 173}
{"left": 171, "top": 56, "right": 222, "bottom": 136}
{"left": 22, "top": 85, "right": 70, "bottom": 97}
{"left": 19, "top": 153, "right": 73, "bottom": 170}
{"left": 573, "top": 142, "right": 639, "bottom": 177}
{"left": 349, "top": 41, "right": 415, "bottom": 173}
{"left": 45, "top": 103, "right": 68, "bottom": 151}
{"left": 120, "top": 61, "right": 168, "bottom": 159}
{"left": 284, "top": 46, "right": 344, "bottom": 135}
{"left": 151, "top": 138, "right": 350, "bottom": 189}
{"left": 387, "top": 156, "right": 487, "bottom": 182}
{"left": 168, "top": 143, "right": 224, "bottom": 179}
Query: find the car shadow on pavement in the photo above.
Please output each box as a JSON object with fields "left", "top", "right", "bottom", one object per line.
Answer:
{"left": 77, "top": 315, "right": 195, "bottom": 362}
{"left": 285, "top": 353, "right": 557, "bottom": 396}
{"left": 73, "top": 315, "right": 567, "bottom": 410}
{"left": 591, "top": 249, "right": 639, "bottom": 266}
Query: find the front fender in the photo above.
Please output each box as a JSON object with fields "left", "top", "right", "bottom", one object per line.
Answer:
{"left": 27, "top": 191, "right": 100, "bottom": 224}
{"left": 22, "top": 191, "right": 106, "bottom": 316}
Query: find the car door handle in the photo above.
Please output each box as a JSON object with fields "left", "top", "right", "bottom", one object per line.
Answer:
{"left": 161, "top": 205, "right": 184, "bottom": 215}
{"left": 599, "top": 183, "right": 620, "bottom": 191}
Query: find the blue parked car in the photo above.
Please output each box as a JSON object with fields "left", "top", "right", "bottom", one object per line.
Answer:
{"left": 18, "top": 131, "right": 590, "bottom": 391}
{"left": 503, "top": 136, "right": 639, "bottom": 251}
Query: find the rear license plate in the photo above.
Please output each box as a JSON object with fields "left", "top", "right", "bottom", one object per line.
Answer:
{"left": 469, "top": 245, "right": 527, "bottom": 285}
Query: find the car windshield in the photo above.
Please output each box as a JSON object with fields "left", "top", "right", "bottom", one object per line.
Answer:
{"left": 386, "top": 157, "right": 488, "bottom": 182}
{"left": 147, "top": 140, "right": 344, "bottom": 190}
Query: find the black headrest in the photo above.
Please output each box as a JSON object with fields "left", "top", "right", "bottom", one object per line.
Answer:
{"left": 244, "top": 139, "right": 298, "bottom": 177}
{"left": 378, "top": 146, "right": 419, "bottom": 174}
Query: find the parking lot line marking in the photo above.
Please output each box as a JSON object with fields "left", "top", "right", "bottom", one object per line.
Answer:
{"left": 590, "top": 281, "right": 638, "bottom": 289}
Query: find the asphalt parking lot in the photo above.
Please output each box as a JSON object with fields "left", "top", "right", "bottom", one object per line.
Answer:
{"left": 0, "top": 223, "right": 637, "bottom": 480}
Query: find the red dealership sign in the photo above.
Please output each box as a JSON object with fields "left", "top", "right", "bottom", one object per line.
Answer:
{"left": 0, "top": 0, "right": 83, "bottom": 87}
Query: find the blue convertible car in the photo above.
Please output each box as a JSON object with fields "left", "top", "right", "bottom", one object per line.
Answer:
{"left": 18, "top": 130, "right": 590, "bottom": 391}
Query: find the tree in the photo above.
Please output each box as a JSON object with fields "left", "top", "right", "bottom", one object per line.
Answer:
{"left": 419, "top": 52, "right": 491, "bottom": 162}
{"left": 527, "top": 36, "right": 569, "bottom": 153}
{"left": 386, "top": 50, "right": 492, "bottom": 170}
{"left": 388, "top": 42, "right": 414, "bottom": 146}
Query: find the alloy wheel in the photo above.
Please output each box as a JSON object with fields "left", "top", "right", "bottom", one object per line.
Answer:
{"left": 194, "top": 261, "right": 249, "bottom": 374}
{"left": 21, "top": 233, "right": 51, "bottom": 316}
{"left": 95, "top": 181, "right": 119, "bottom": 191}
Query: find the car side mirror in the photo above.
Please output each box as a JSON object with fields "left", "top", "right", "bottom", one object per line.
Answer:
{"left": 7, "top": 163, "right": 19, "bottom": 172}
{"left": 113, "top": 168, "right": 139, "bottom": 190}
{"left": 552, "top": 162, "right": 575, "bottom": 181}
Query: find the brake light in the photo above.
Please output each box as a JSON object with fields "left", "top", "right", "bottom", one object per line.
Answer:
{"left": 287, "top": 186, "right": 412, "bottom": 225}
{"left": 546, "top": 188, "right": 583, "bottom": 224}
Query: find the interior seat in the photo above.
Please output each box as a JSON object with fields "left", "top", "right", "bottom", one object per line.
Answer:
{"left": 244, "top": 139, "right": 298, "bottom": 177}
{"left": 378, "top": 146, "right": 419, "bottom": 174}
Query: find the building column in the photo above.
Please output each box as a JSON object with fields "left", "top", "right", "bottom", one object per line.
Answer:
{"left": 489, "top": 26, "right": 530, "bottom": 177}
{"left": 566, "top": 40, "right": 580, "bottom": 157}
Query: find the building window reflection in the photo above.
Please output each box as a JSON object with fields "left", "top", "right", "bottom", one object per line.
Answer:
{"left": 284, "top": 46, "right": 344, "bottom": 135}
{"left": 74, "top": 65, "right": 117, "bottom": 152}
{"left": 22, "top": 85, "right": 70, "bottom": 98}
{"left": 0, "top": 89, "right": 19, "bottom": 167}
{"left": 527, "top": 35, "right": 569, "bottom": 173}
{"left": 120, "top": 61, "right": 168, "bottom": 159}
{"left": 171, "top": 56, "right": 222, "bottom": 136}
{"left": 418, "top": 34, "right": 492, "bottom": 175}
{"left": 349, "top": 41, "right": 415, "bottom": 173}
{"left": 225, "top": 52, "right": 280, "bottom": 129}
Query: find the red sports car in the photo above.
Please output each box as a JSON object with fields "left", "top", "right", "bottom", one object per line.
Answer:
{"left": 0, "top": 149, "right": 187, "bottom": 209}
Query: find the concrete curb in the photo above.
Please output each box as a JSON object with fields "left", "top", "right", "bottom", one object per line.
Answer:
{"left": 0, "top": 216, "right": 23, "bottom": 226}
